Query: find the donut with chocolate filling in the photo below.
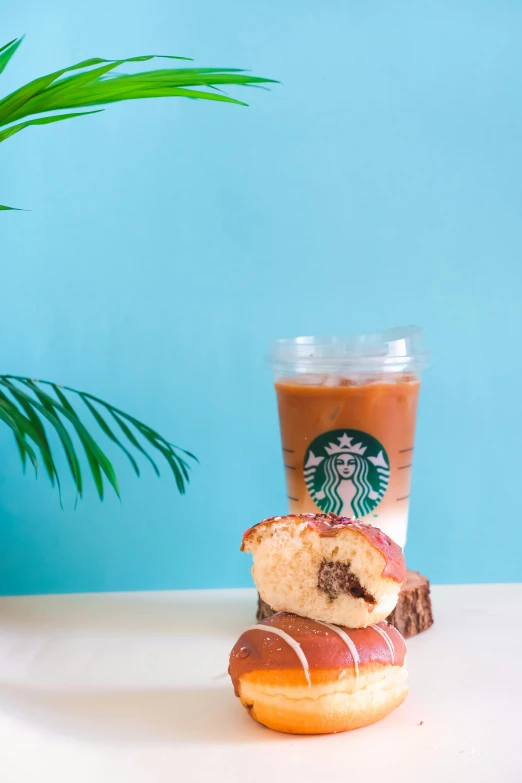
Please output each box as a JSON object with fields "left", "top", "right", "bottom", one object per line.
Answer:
{"left": 241, "top": 513, "right": 406, "bottom": 628}
{"left": 229, "top": 612, "right": 408, "bottom": 734}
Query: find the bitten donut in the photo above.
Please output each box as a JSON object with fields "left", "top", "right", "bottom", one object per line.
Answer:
{"left": 229, "top": 612, "right": 408, "bottom": 734}
{"left": 242, "top": 513, "right": 406, "bottom": 628}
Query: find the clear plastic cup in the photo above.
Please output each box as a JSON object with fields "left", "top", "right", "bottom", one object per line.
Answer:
{"left": 268, "top": 326, "right": 427, "bottom": 548}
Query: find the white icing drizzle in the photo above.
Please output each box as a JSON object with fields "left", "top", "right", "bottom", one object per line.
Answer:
{"left": 371, "top": 623, "right": 395, "bottom": 664}
{"left": 313, "top": 619, "right": 360, "bottom": 687}
{"left": 248, "top": 624, "right": 311, "bottom": 686}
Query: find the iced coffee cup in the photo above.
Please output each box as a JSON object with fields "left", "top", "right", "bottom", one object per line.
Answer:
{"left": 268, "top": 327, "right": 427, "bottom": 548}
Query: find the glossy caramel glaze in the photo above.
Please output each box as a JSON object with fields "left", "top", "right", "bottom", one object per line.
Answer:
{"left": 241, "top": 513, "right": 406, "bottom": 583}
{"left": 229, "top": 612, "right": 406, "bottom": 695}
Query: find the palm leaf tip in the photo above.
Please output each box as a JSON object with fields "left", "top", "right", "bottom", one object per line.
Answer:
{"left": 0, "top": 110, "right": 104, "bottom": 144}
{"left": 0, "top": 375, "right": 196, "bottom": 502}
{"left": 0, "top": 36, "right": 23, "bottom": 75}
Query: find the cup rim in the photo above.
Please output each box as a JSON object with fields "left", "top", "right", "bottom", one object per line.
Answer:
{"left": 267, "top": 325, "right": 428, "bottom": 373}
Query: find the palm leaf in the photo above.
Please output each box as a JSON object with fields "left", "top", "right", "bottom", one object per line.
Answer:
{"left": 0, "top": 376, "right": 195, "bottom": 501}
{"left": 0, "top": 382, "right": 57, "bottom": 483}
{"left": 107, "top": 410, "right": 161, "bottom": 478}
{"left": 0, "top": 50, "right": 192, "bottom": 125}
{"left": 14, "top": 71, "right": 275, "bottom": 117}
{"left": 95, "top": 399, "right": 193, "bottom": 489}
{"left": 0, "top": 40, "right": 276, "bottom": 132}
{"left": 0, "top": 37, "right": 276, "bottom": 208}
{"left": 0, "top": 39, "right": 17, "bottom": 54}
{"left": 79, "top": 394, "right": 140, "bottom": 477}
{"left": 14, "top": 64, "right": 252, "bottom": 114}
{"left": 0, "top": 110, "right": 103, "bottom": 143}
{"left": 2, "top": 379, "right": 84, "bottom": 496}
{"left": 0, "top": 37, "right": 23, "bottom": 75}
{"left": 23, "top": 380, "right": 119, "bottom": 500}
{"left": 0, "top": 400, "right": 29, "bottom": 461}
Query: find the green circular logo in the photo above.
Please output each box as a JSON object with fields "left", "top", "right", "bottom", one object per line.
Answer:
{"left": 304, "top": 429, "right": 390, "bottom": 518}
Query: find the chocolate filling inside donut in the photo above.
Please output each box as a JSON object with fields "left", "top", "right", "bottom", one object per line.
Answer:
{"left": 317, "top": 560, "right": 375, "bottom": 604}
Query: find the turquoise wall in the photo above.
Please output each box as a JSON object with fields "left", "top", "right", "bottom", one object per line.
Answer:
{"left": 1, "top": 0, "right": 521, "bottom": 594}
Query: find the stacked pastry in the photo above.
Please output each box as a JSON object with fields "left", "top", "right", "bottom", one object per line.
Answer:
{"left": 228, "top": 513, "right": 408, "bottom": 735}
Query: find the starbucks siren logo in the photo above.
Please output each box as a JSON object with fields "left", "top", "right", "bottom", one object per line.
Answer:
{"left": 304, "top": 429, "right": 390, "bottom": 518}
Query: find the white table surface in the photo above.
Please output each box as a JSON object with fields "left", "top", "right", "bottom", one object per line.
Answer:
{"left": 0, "top": 584, "right": 520, "bottom": 783}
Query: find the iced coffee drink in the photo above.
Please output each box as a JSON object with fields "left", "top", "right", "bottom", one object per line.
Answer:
{"left": 269, "top": 328, "right": 426, "bottom": 548}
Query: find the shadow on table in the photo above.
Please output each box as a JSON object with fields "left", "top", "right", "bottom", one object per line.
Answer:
{"left": 0, "top": 682, "right": 296, "bottom": 746}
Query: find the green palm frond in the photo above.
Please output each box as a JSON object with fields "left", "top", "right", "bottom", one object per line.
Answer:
{"left": 0, "top": 37, "right": 275, "bottom": 208}
{"left": 0, "top": 37, "right": 275, "bottom": 138}
{"left": 0, "top": 375, "right": 196, "bottom": 502}
{"left": 0, "top": 40, "right": 276, "bottom": 131}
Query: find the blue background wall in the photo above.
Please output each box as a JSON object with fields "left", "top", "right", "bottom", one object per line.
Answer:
{"left": 1, "top": 0, "right": 521, "bottom": 594}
